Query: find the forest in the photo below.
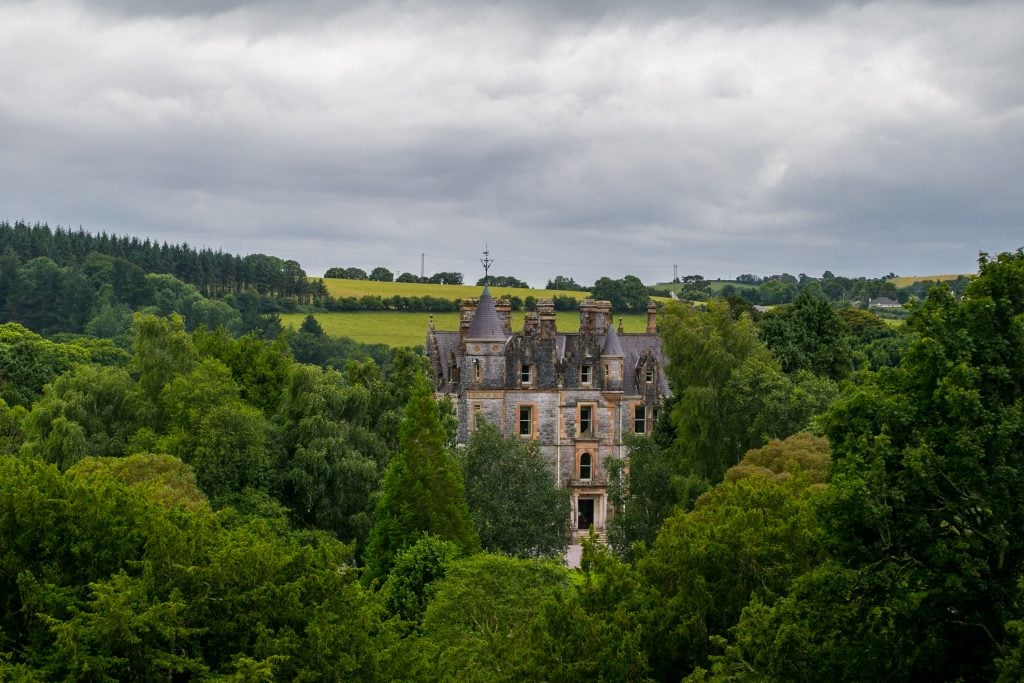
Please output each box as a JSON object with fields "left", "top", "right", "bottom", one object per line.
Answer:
{"left": 1, "top": 220, "right": 1023, "bottom": 680}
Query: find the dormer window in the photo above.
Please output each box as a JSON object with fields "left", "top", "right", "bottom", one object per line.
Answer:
{"left": 521, "top": 364, "right": 532, "bottom": 385}
{"left": 581, "top": 364, "right": 592, "bottom": 385}
{"left": 645, "top": 366, "right": 654, "bottom": 383}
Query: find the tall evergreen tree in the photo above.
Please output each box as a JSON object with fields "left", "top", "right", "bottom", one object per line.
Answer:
{"left": 364, "top": 373, "right": 478, "bottom": 581}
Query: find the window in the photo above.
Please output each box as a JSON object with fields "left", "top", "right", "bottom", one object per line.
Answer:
{"left": 579, "top": 405, "right": 593, "bottom": 436}
{"left": 645, "top": 366, "right": 654, "bottom": 383}
{"left": 604, "top": 364, "right": 610, "bottom": 381}
{"left": 519, "top": 405, "right": 533, "bottom": 437}
{"left": 581, "top": 364, "right": 592, "bottom": 384}
{"left": 520, "top": 364, "right": 532, "bottom": 385}
{"left": 634, "top": 405, "right": 646, "bottom": 433}
{"left": 473, "top": 358, "right": 481, "bottom": 382}
{"left": 579, "top": 452, "right": 592, "bottom": 480}
{"left": 471, "top": 404, "right": 483, "bottom": 431}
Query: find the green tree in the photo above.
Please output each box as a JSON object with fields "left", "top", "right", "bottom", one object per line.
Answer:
{"left": 714, "top": 251, "right": 1024, "bottom": 681}
{"left": 661, "top": 301, "right": 808, "bottom": 484}
{"left": 364, "top": 373, "right": 478, "bottom": 580}
{"left": 460, "top": 422, "right": 569, "bottom": 558}
{"left": 758, "top": 284, "right": 852, "bottom": 379}
{"left": 369, "top": 266, "right": 394, "bottom": 282}
{"left": 638, "top": 452, "right": 828, "bottom": 678}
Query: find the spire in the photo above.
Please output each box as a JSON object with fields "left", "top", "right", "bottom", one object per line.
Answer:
{"left": 466, "top": 285, "right": 506, "bottom": 340}
{"left": 602, "top": 322, "right": 624, "bottom": 357}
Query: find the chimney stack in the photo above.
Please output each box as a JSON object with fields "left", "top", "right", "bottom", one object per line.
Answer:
{"left": 646, "top": 302, "right": 657, "bottom": 334}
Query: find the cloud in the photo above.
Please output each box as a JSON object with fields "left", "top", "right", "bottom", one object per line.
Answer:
{"left": 0, "top": 0, "right": 1021, "bottom": 285}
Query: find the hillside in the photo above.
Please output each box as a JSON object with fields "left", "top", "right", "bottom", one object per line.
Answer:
{"left": 281, "top": 311, "right": 655, "bottom": 347}
{"left": 887, "top": 274, "right": 971, "bottom": 288}
{"left": 321, "top": 277, "right": 591, "bottom": 302}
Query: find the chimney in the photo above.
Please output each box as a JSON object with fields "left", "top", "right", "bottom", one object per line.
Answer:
{"left": 593, "top": 300, "right": 612, "bottom": 335}
{"left": 523, "top": 311, "right": 539, "bottom": 335}
{"left": 495, "top": 299, "right": 513, "bottom": 336}
{"left": 459, "top": 298, "right": 477, "bottom": 351}
{"left": 537, "top": 299, "right": 557, "bottom": 340}
{"left": 646, "top": 302, "right": 657, "bottom": 334}
{"left": 617, "top": 317, "right": 624, "bottom": 335}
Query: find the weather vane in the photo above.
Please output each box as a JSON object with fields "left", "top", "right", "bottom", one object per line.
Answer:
{"left": 481, "top": 245, "right": 494, "bottom": 285}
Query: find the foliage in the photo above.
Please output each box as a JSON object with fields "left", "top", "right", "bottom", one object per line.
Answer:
{"left": 545, "top": 275, "right": 588, "bottom": 291}
{"left": 712, "top": 250, "right": 1024, "bottom": 681}
{"left": 0, "top": 323, "right": 89, "bottom": 407}
{"left": 592, "top": 274, "right": 650, "bottom": 312}
{"left": 0, "top": 454, "right": 382, "bottom": 680}
{"left": 660, "top": 301, "right": 834, "bottom": 484}
{"left": 724, "top": 432, "right": 830, "bottom": 484}
{"left": 364, "top": 373, "right": 479, "bottom": 580}
{"left": 381, "top": 534, "right": 464, "bottom": 623}
{"left": 758, "top": 284, "right": 852, "bottom": 379}
{"left": 477, "top": 274, "right": 529, "bottom": 288}
{"left": 460, "top": 422, "right": 569, "bottom": 558}
{"left": 638, "top": 461, "right": 828, "bottom": 678}
{"left": 397, "top": 554, "right": 573, "bottom": 681}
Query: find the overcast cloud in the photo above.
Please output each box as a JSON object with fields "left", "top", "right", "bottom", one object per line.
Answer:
{"left": 1, "top": 0, "right": 1021, "bottom": 285}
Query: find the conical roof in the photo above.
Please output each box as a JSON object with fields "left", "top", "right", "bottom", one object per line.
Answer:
{"left": 601, "top": 323, "right": 625, "bottom": 357}
{"left": 466, "top": 285, "right": 506, "bottom": 340}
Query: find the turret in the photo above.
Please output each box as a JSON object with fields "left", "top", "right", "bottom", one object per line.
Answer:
{"left": 463, "top": 285, "right": 508, "bottom": 388}
{"left": 600, "top": 323, "right": 625, "bottom": 391}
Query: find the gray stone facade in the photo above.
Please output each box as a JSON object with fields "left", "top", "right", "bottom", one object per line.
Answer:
{"left": 426, "top": 287, "right": 670, "bottom": 537}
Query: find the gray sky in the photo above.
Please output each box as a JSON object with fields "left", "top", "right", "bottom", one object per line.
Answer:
{"left": 1, "top": 0, "right": 1021, "bottom": 287}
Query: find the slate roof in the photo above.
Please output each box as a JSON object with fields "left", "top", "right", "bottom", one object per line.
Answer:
{"left": 426, "top": 328, "right": 669, "bottom": 398}
{"left": 465, "top": 285, "right": 507, "bottom": 340}
{"left": 601, "top": 324, "right": 625, "bottom": 357}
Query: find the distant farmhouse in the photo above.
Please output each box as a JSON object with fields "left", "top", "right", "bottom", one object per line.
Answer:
{"left": 426, "top": 284, "right": 669, "bottom": 539}
{"left": 869, "top": 297, "right": 902, "bottom": 309}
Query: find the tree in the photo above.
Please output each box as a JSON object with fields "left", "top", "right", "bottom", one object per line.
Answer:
{"left": 546, "top": 275, "right": 586, "bottom": 291}
{"left": 714, "top": 251, "right": 1024, "bottom": 681}
{"left": 369, "top": 266, "right": 394, "bottom": 282}
{"left": 758, "top": 284, "right": 852, "bottom": 379}
{"left": 637, "top": 440, "right": 829, "bottom": 678}
{"left": 427, "top": 271, "right": 463, "bottom": 285}
{"left": 396, "top": 272, "right": 420, "bottom": 283}
{"left": 460, "top": 422, "right": 569, "bottom": 558}
{"left": 397, "top": 554, "right": 572, "bottom": 681}
{"left": 592, "top": 275, "right": 649, "bottom": 312}
{"left": 476, "top": 275, "right": 528, "bottom": 288}
{"left": 364, "top": 373, "right": 478, "bottom": 580}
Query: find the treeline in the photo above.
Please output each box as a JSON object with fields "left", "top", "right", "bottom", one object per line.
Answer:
{"left": 0, "top": 220, "right": 325, "bottom": 301}
{"left": 663, "top": 269, "right": 972, "bottom": 306}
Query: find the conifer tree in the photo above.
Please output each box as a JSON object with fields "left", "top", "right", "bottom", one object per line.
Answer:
{"left": 364, "top": 373, "right": 478, "bottom": 581}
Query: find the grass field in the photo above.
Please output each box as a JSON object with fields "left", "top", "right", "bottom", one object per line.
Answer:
{"left": 321, "top": 278, "right": 590, "bottom": 302}
{"left": 281, "top": 311, "right": 655, "bottom": 347}
{"left": 888, "top": 274, "right": 971, "bottom": 288}
{"left": 655, "top": 280, "right": 758, "bottom": 295}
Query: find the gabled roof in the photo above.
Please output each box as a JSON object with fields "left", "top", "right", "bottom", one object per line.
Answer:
{"left": 466, "top": 285, "right": 507, "bottom": 340}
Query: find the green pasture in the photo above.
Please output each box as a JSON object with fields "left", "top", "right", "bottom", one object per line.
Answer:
{"left": 320, "top": 278, "right": 589, "bottom": 302}
{"left": 281, "top": 311, "right": 655, "bottom": 348}
{"left": 887, "top": 274, "right": 970, "bottom": 288}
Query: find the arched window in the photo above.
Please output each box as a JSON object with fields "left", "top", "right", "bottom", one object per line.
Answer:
{"left": 579, "top": 452, "right": 592, "bottom": 481}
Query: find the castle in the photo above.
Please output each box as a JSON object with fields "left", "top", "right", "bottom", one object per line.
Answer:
{"left": 426, "top": 285, "right": 669, "bottom": 538}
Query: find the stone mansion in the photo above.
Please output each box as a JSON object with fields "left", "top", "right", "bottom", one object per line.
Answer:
{"left": 426, "top": 285, "right": 669, "bottom": 537}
